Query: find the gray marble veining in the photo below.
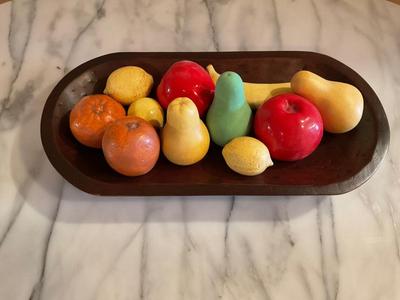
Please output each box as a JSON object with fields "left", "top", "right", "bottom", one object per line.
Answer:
{"left": 0, "top": 0, "right": 400, "bottom": 299}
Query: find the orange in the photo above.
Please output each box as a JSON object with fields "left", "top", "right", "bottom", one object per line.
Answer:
{"left": 69, "top": 95, "right": 125, "bottom": 148}
{"left": 102, "top": 116, "right": 160, "bottom": 176}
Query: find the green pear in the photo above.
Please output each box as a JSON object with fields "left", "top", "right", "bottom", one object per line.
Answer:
{"left": 206, "top": 71, "right": 252, "bottom": 147}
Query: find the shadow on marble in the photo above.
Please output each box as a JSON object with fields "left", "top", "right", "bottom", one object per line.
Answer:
{"left": 8, "top": 83, "right": 64, "bottom": 216}
{"left": 33, "top": 181, "right": 323, "bottom": 223}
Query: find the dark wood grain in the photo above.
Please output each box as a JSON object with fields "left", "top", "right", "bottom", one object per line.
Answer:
{"left": 40, "top": 52, "right": 390, "bottom": 195}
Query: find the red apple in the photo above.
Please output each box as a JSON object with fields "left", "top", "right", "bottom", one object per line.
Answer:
{"left": 157, "top": 60, "right": 215, "bottom": 117}
{"left": 254, "top": 93, "right": 323, "bottom": 161}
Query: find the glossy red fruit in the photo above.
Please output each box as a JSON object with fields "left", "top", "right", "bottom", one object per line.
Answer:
{"left": 157, "top": 60, "right": 215, "bottom": 117}
{"left": 254, "top": 93, "right": 323, "bottom": 161}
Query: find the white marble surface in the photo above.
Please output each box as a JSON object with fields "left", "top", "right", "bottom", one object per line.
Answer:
{"left": 0, "top": 0, "right": 400, "bottom": 299}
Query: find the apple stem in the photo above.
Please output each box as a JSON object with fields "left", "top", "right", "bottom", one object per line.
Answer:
{"left": 285, "top": 101, "right": 299, "bottom": 114}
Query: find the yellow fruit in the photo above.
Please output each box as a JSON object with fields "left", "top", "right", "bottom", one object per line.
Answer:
{"left": 291, "top": 70, "right": 364, "bottom": 133}
{"left": 104, "top": 66, "right": 153, "bottom": 105}
{"left": 222, "top": 136, "right": 273, "bottom": 176}
{"left": 207, "top": 64, "right": 291, "bottom": 109}
{"left": 127, "top": 97, "right": 164, "bottom": 128}
{"left": 162, "top": 97, "right": 210, "bottom": 166}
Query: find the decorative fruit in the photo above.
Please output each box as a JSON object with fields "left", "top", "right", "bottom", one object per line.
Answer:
{"left": 207, "top": 64, "right": 291, "bottom": 108}
{"left": 102, "top": 116, "right": 160, "bottom": 176}
{"left": 254, "top": 93, "right": 323, "bottom": 161}
{"left": 291, "top": 70, "right": 363, "bottom": 133}
{"left": 206, "top": 71, "right": 252, "bottom": 147}
{"left": 127, "top": 97, "right": 164, "bottom": 128}
{"left": 162, "top": 97, "right": 210, "bottom": 166}
{"left": 157, "top": 60, "right": 215, "bottom": 117}
{"left": 222, "top": 136, "right": 273, "bottom": 176}
{"left": 69, "top": 94, "right": 125, "bottom": 148}
{"left": 104, "top": 66, "right": 153, "bottom": 105}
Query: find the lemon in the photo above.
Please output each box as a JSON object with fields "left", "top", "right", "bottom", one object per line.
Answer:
{"left": 222, "top": 136, "right": 273, "bottom": 176}
{"left": 104, "top": 66, "right": 153, "bottom": 105}
{"left": 127, "top": 97, "right": 164, "bottom": 128}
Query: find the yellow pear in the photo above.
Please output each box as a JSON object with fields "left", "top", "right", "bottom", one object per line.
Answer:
{"left": 162, "top": 97, "right": 210, "bottom": 166}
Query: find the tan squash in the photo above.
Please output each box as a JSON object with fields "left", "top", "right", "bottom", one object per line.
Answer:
{"left": 291, "top": 70, "right": 364, "bottom": 133}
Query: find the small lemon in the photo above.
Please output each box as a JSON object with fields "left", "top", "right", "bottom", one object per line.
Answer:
{"left": 104, "top": 66, "right": 153, "bottom": 105}
{"left": 222, "top": 136, "right": 273, "bottom": 176}
{"left": 127, "top": 97, "right": 164, "bottom": 128}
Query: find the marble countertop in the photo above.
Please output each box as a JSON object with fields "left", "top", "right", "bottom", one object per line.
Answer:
{"left": 1, "top": 0, "right": 400, "bottom": 299}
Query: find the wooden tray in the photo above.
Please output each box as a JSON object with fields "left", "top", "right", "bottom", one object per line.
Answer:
{"left": 40, "top": 52, "right": 390, "bottom": 195}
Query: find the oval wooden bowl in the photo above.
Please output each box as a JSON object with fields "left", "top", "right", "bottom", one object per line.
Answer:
{"left": 41, "top": 52, "right": 390, "bottom": 195}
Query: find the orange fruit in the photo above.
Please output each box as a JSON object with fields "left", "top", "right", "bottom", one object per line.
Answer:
{"left": 102, "top": 116, "right": 160, "bottom": 176}
{"left": 69, "top": 94, "right": 125, "bottom": 148}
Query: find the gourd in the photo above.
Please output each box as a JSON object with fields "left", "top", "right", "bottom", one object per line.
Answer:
{"left": 291, "top": 70, "right": 364, "bottom": 133}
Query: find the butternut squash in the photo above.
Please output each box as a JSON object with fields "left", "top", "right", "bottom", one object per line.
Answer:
{"left": 291, "top": 71, "right": 364, "bottom": 133}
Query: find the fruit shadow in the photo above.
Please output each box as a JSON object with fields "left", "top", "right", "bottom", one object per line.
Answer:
{"left": 9, "top": 83, "right": 65, "bottom": 224}
{"left": 54, "top": 183, "right": 325, "bottom": 224}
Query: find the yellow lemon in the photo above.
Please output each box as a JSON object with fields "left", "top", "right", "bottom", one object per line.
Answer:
{"left": 127, "top": 97, "right": 164, "bottom": 128}
{"left": 222, "top": 136, "right": 273, "bottom": 176}
{"left": 104, "top": 66, "right": 153, "bottom": 105}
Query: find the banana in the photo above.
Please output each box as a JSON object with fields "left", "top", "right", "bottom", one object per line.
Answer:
{"left": 207, "top": 64, "right": 291, "bottom": 109}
